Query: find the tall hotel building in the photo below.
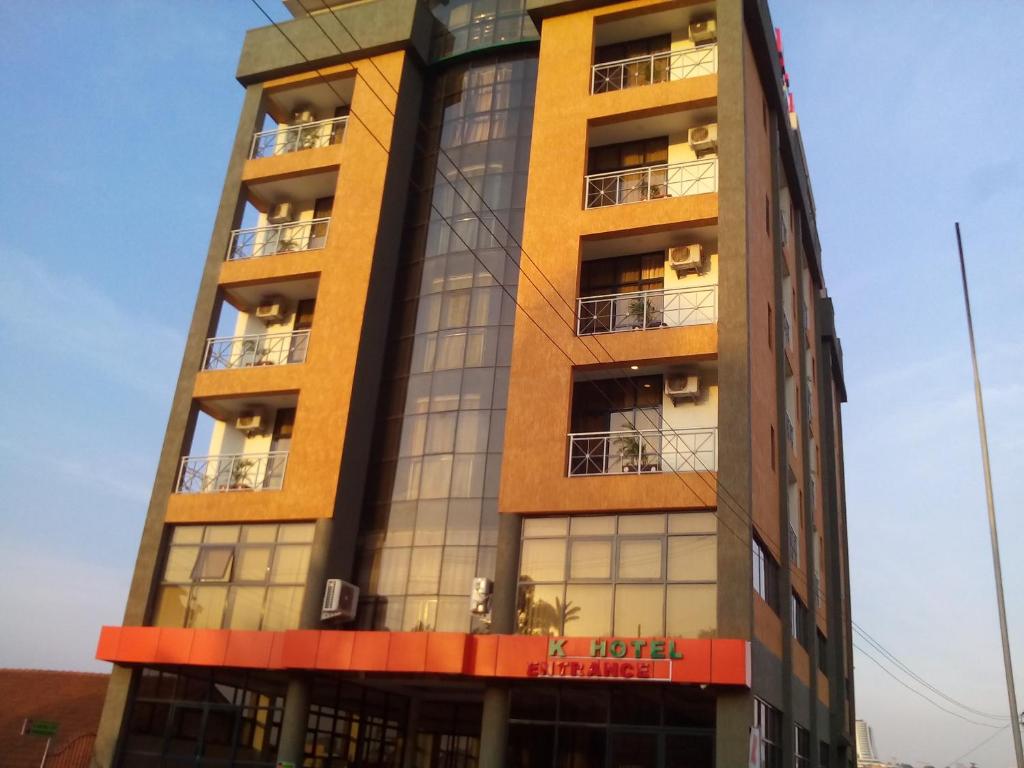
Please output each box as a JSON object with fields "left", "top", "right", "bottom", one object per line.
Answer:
{"left": 94, "top": 0, "right": 854, "bottom": 766}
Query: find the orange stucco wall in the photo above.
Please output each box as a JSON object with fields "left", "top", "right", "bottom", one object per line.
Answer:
{"left": 166, "top": 52, "right": 407, "bottom": 524}
{"left": 499, "top": 0, "right": 721, "bottom": 516}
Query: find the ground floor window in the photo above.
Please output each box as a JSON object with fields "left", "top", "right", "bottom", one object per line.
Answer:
{"left": 754, "top": 697, "right": 783, "bottom": 768}
{"left": 507, "top": 684, "right": 715, "bottom": 768}
{"left": 120, "top": 666, "right": 286, "bottom": 765}
{"left": 306, "top": 679, "right": 409, "bottom": 767}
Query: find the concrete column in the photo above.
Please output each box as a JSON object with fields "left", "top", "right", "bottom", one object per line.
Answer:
{"left": 277, "top": 675, "right": 311, "bottom": 765}
{"left": 477, "top": 512, "right": 521, "bottom": 768}
{"left": 479, "top": 684, "right": 510, "bottom": 768}
{"left": 402, "top": 697, "right": 421, "bottom": 768}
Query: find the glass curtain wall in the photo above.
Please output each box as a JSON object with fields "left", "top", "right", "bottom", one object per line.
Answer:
{"left": 357, "top": 49, "right": 537, "bottom": 633}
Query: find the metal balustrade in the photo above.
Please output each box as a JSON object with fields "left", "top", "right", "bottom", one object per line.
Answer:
{"left": 785, "top": 414, "right": 795, "bottom": 448}
{"left": 568, "top": 427, "right": 717, "bottom": 476}
{"left": 203, "top": 330, "right": 310, "bottom": 370}
{"left": 576, "top": 285, "right": 717, "bottom": 336}
{"left": 226, "top": 218, "right": 330, "bottom": 261}
{"left": 176, "top": 451, "right": 289, "bottom": 493}
{"left": 250, "top": 116, "right": 348, "bottom": 159}
{"left": 591, "top": 44, "right": 718, "bottom": 94}
{"left": 783, "top": 313, "right": 792, "bottom": 349}
{"left": 584, "top": 159, "right": 717, "bottom": 209}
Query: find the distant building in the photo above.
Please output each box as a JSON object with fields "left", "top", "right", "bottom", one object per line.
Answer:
{"left": 0, "top": 669, "right": 108, "bottom": 768}
{"left": 856, "top": 719, "right": 887, "bottom": 767}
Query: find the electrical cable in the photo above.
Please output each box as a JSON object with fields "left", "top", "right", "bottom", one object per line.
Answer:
{"left": 854, "top": 622, "right": 1010, "bottom": 722}
{"left": 854, "top": 642, "right": 1003, "bottom": 729}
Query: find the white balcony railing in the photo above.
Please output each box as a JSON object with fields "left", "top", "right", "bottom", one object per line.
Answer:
{"left": 203, "top": 330, "right": 310, "bottom": 370}
{"left": 577, "top": 285, "right": 717, "bottom": 336}
{"left": 585, "top": 159, "right": 718, "bottom": 209}
{"left": 591, "top": 44, "right": 718, "bottom": 94}
{"left": 250, "top": 116, "right": 348, "bottom": 159}
{"left": 568, "top": 427, "right": 717, "bottom": 476}
{"left": 177, "top": 451, "right": 289, "bottom": 493}
{"left": 227, "top": 218, "right": 329, "bottom": 261}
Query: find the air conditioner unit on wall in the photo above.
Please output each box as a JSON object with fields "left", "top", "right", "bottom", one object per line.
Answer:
{"left": 235, "top": 409, "right": 267, "bottom": 435}
{"left": 665, "top": 374, "right": 701, "bottom": 405}
{"left": 254, "top": 296, "right": 286, "bottom": 324}
{"left": 688, "top": 123, "right": 718, "bottom": 154}
{"left": 689, "top": 18, "right": 717, "bottom": 44}
{"left": 667, "top": 245, "right": 704, "bottom": 276}
{"left": 321, "top": 579, "right": 359, "bottom": 622}
{"left": 267, "top": 202, "right": 294, "bottom": 224}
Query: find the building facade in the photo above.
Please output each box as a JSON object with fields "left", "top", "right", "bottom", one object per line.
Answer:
{"left": 94, "top": 0, "right": 855, "bottom": 766}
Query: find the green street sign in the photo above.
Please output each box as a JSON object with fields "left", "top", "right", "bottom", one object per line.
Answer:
{"left": 29, "top": 720, "right": 59, "bottom": 736}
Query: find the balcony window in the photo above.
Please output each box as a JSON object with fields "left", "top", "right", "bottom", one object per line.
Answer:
{"left": 152, "top": 522, "right": 313, "bottom": 632}
{"left": 517, "top": 512, "right": 717, "bottom": 637}
{"left": 568, "top": 375, "right": 717, "bottom": 475}
{"left": 593, "top": 34, "right": 671, "bottom": 92}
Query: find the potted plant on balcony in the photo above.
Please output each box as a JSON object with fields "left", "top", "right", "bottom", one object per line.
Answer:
{"left": 614, "top": 432, "right": 641, "bottom": 472}
{"left": 229, "top": 458, "right": 256, "bottom": 490}
{"left": 625, "top": 295, "right": 657, "bottom": 329}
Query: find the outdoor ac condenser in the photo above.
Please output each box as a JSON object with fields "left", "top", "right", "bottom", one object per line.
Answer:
{"left": 254, "top": 297, "right": 286, "bottom": 324}
{"left": 235, "top": 410, "right": 267, "bottom": 435}
{"left": 321, "top": 579, "right": 359, "bottom": 622}
{"left": 689, "top": 19, "right": 717, "bottom": 44}
{"left": 665, "top": 374, "right": 701, "bottom": 405}
{"left": 267, "top": 202, "right": 294, "bottom": 224}
{"left": 688, "top": 123, "right": 718, "bottom": 154}
{"left": 667, "top": 245, "right": 704, "bottom": 276}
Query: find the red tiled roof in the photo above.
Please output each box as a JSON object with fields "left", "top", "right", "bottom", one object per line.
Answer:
{"left": 0, "top": 669, "right": 109, "bottom": 768}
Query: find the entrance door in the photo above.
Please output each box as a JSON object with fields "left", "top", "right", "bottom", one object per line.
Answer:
{"left": 609, "top": 731, "right": 659, "bottom": 768}
{"left": 412, "top": 700, "right": 482, "bottom": 768}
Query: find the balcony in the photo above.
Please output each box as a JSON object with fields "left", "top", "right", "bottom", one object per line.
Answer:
{"left": 250, "top": 116, "right": 348, "bottom": 159}
{"left": 585, "top": 159, "right": 717, "bottom": 209}
{"left": 176, "top": 451, "right": 289, "bottom": 493}
{"left": 226, "top": 218, "right": 329, "bottom": 261}
{"left": 568, "top": 426, "right": 717, "bottom": 476}
{"left": 203, "top": 330, "right": 310, "bottom": 370}
{"left": 591, "top": 44, "right": 718, "bottom": 94}
{"left": 577, "top": 284, "right": 717, "bottom": 336}
{"left": 785, "top": 413, "right": 795, "bottom": 448}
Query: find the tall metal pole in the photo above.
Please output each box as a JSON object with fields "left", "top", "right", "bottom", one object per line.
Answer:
{"left": 955, "top": 222, "right": 1024, "bottom": 768}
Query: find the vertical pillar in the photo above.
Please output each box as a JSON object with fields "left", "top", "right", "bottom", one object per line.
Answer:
{"left": 715, "top": 0, "right": 755, "bottom": 764}
{"left": 478, "top": 512, "right": 522, "bottom": 768}
{"left": 277, "top": 675, "right": 311, "bottom": 766}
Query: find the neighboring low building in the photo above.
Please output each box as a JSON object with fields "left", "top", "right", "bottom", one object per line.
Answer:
{"left": 0, "top": 669, "right": 109, "bottom": 768}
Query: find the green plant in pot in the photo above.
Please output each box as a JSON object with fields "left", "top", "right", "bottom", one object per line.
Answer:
{"left": 625, "top": 295, "right": 657, "bottom": 329}
{"left": 614, "top": 432, "right": 641, "bottom": 472}
{"left": 229, "top": 457, "right": 256, "bottom": 490}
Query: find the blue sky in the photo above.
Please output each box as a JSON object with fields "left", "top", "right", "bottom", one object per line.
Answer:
{"left": 1, "top": 2, "right": 1022, "bottom": 766}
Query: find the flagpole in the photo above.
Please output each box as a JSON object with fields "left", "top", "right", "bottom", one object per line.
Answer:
{"left": 955, "top": 222, "right": 1024, "bottom": 768}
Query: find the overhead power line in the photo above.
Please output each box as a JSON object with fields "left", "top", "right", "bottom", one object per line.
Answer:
{"left": 854, "top": 642, "right": 1003, "bottom": 729}
{"left": 854, "top": 622, "right": 1010, "bottom": 721}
